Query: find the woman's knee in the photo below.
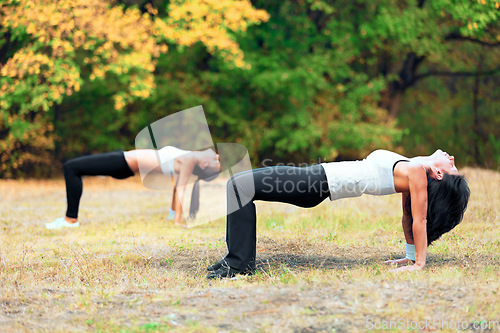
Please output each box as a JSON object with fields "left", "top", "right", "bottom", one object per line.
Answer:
{"left": 227, "top": 172, "right": 255, "bottom": 202}
{"left": 63, "top": 159, "right": 79, "bottom": 176}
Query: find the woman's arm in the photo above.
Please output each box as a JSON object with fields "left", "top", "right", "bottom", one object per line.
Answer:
{"left": 401, "top": 192, "right": 414, "bottom": 245}
{"left": 385, "top": 192, "right": 415, "bottom": 266}
{"left": 393, "top": 164, "right": 428, "bottom": 272}
{"left": 172, "top": 155, "right": 196, "bottom": 224}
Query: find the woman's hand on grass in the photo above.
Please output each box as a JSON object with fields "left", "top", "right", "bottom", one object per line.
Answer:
{"left": 389, "top": 264, "right": 424, "bottom": 272}
{"left": 384, "top": 258, "right": 424, "bottom": 272}
{"left": 384, "top": 258, "right": 413, "bottom": 266}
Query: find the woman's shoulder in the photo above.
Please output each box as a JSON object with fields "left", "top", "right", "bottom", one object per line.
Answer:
{"left": 393, "top": 161, "right": 426, "bottom": 193}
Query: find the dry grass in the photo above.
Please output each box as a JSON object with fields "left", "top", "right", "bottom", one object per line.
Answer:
{"left": 0, "top": 167, "right": 499, "bottom": 332}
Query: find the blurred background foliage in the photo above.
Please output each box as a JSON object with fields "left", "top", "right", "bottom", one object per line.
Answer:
{"left": 0, "top": 0, "right": 498, "bottom": 178}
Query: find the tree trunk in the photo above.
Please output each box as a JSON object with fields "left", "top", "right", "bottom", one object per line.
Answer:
{"left": 389, "top": 90, "right": 404, "bottom": 118}
{"left": 385, "top": 52, "right": 425, "bottom": 118}
{"left": 384, "top": 0, "right": 426, "bottom": 118}
{"left": 472, "top": 55, "right": 484, "bottom": 165}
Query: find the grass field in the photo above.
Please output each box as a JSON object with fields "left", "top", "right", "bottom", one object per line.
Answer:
{"left": 1, "top": 167, "right": 499, "bottom": 332}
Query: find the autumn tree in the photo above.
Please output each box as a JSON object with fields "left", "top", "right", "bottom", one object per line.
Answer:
{"left": 0, "top": 0, "right": 268, "bottom": 177}
{"left": 1, "top": 0, "right": 498, "bottom": 177}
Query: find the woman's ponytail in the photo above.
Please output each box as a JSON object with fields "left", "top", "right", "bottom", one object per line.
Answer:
{"left": 189, "top": 157, "right": 219, "bottom": 219}
{"left": 189, "top": 178, "right": 200, "bottom": 218}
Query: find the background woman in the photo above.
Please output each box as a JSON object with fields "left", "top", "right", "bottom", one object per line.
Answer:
{"left": 45, "top": 146, "right": 220, "bottom": 229}
{"left": 207, "top": 149, "right": 470, "bottom": 279}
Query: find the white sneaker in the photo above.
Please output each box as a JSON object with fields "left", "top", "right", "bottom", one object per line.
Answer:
{"left": 45, "top": 217, "right": 79, "bottom": 229}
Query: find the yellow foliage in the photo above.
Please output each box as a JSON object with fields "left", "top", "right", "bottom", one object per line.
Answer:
{"left": 158, "top": 0, "right": 269, "bottom": 68}
{"left": 0, "top": 0, "right": 269, "bottom": 175}
{"left": 0, "top": 0, "right": 269, "bottom": 113}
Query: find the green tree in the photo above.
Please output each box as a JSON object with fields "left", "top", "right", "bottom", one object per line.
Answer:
{"left": 155, "top": 0, "right": 499, "bottom": 166}
{"left": 1, "top": 0, "right": 498, "bottom": 177}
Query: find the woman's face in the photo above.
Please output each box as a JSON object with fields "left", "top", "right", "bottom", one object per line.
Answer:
{"left": 432, "top": 149, "right": 459, "bottom": 177}
{"left": 200, "top": 149, "right": 220, "bottom": 171}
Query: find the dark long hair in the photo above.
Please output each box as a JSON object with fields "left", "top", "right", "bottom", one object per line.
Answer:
{"left": 405, "top": 174, "right": 470, "bottom": 245}
{"left": 188, "top": 164, "right": 219, "bottom": 218}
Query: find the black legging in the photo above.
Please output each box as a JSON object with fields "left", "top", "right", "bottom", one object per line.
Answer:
{"left": 224, "top": 164, "right": 330, "bottom": 270}
{"left": 63, "top": 150, "right": 134, "bottom": 218}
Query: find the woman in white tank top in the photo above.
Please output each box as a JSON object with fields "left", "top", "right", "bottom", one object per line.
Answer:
{"left": 207, "top": 149, "right": 470, "bottom": 279}
{"left": 124, "top": 146, "right": 220, "bottom": 224}
{"left": 46, "top": 146, "right": 220, "bottom": 229}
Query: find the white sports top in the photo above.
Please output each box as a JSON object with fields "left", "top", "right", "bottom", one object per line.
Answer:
{"left": 321, "top": 150, "right": 409, "bottom": 201}
{"left": 157, "top": 146, "right": 191, "bottom": 175}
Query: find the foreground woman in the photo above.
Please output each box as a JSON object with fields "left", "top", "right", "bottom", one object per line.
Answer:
{"left": 46, "top": 146, "right": 220, "bottom": 229}
{"left": 207, "top": 149, "right": 470, "bottom": 278}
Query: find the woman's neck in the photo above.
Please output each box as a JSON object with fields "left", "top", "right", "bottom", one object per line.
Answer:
{"left": 409, "top": 156, "right": 435, "bottom": 175}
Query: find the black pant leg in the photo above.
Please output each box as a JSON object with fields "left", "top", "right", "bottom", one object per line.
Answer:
{"left": 63, "top": 150, "right": 134, "bottom": 218}
{"left": 224, "top": 165, "right": 330, "bottom": 269}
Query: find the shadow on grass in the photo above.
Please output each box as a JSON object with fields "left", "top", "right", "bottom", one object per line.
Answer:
{"left": 251, "top": 252, "right": 498, "bottom": 273}
{"left": 134, "top": 236, "right": 497, "bottom": 274}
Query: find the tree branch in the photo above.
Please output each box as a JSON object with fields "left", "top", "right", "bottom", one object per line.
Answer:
{"left": 413, "top": 68, "right": 500, "bottom": 83}
{"left": 445, "top": 32, "right": 500, "bottom": 47}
